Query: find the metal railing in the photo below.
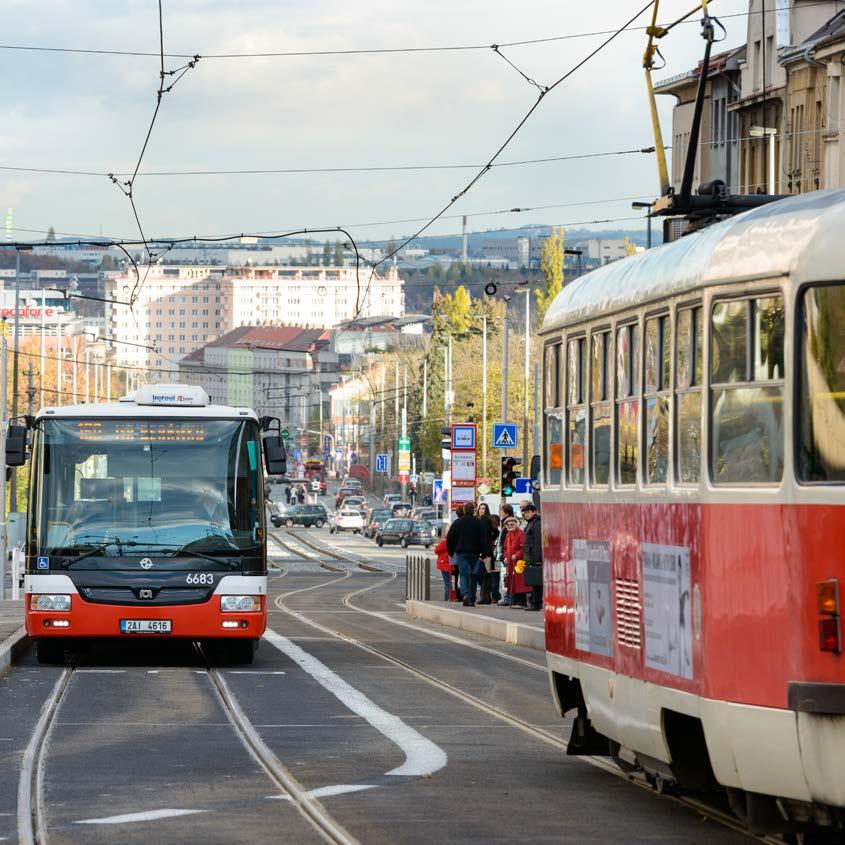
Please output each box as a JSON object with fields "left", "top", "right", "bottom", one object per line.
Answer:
{"left": 405, "top": 554, "right": 430, "bottom": 602}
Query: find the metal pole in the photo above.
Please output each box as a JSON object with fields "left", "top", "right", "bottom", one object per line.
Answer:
{"left": 10, "top": 254, "right": 20, "bottom": 511}
{"left": 27, "top": 363, "right": 35, "bottom": 415}
{"left": 85, "top": 347, "right": 90, "bottom": 403}
{"left": 647, "top": 214, "right": 653, "bottom": 250}
{"left": 523, "top": 291, "right": 530, "bottom": 470}
{"left": 501, "top": 299, "right": 509, "bottom": 429}
{"left": 106, "top": 361, "right": 112, "bottom": 402}
{"left": 533, "top": 360, "right": 540, "bottom": 465}
{"left": 447, "top": 335, "right": 453, "bottom": 424}
{"left": 39, "top": 288, "right": 46, "bottom": 408}
{"left": 422, "top": 358, "right": 427, "bottom": 420}
{"left": 482, "top": 315, "right": 487, "bottom": 479}
{"left": 401, "top": 365, "right": 408, "bottom": 501}
{"left": 0, "top": 335, "right": 7, "bottom": 599}
{"left": 72, "top": 336, "right": 78, "bottom": 402}
{"left": 443, "top": 347, "right": 449, "bottom": 418}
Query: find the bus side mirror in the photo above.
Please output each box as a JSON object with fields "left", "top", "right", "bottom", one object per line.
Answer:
{"left": 5, "top": 425, "right": 28, "bottom": 467}
{"left": 263, "top": 434, "right": 287, "bottom": 475}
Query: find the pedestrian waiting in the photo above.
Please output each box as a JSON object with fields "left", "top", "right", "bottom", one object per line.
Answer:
{"left": 433, "top": 536, "right": 452, "bottom": 601}
{"left": 520, "top": 500, "right": 543, "bottom": 611}
{"left": 500, "top": 514, "right": 530, "bottom": 608}
{"left": 445, "top": 501, "right": 486, "bottom": 607}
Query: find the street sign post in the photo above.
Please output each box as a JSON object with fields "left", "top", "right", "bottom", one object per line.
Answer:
{"left": 514, "top": 477, "right": 533, "bottom": 495}
{"left": 398, "top": 436, "right": 411, "bottom": 483}
{"left": 449, "top": 422, "right": 477, "bottom": 510}
{"left": 375, "top": 453, "right": 390, "bottom": 474}
{"left": 492, "top": 422, "right": 518, "bottom": 449}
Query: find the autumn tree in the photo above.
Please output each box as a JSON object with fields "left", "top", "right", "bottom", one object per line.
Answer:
{"left": 535, "top": 227, "right": 565, "bottom": 324}
{"left": 333, "top": 240, "right": 345, "bottom": 266}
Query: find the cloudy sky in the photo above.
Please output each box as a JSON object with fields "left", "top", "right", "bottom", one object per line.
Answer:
{"left": 1, "top": 0, "right": 750, "bottom": 247}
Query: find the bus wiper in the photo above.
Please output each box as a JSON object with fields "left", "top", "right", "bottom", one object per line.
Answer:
{"left": 162, "top": 548, "right": 240, "bottom": 570}
{"left": 62, "top": 538, "right": 131, "bottom": 568}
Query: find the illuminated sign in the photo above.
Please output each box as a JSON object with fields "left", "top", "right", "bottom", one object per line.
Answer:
{"left": 0, "top": 307, "right": 56, "bottom": 318}
{"left": 135, "top": 384, "right": 209, "bottom": 407}
{"left": 76, "top": 421, "right": 207, "bottom": 443}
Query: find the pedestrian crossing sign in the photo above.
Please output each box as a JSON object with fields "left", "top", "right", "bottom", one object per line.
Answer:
{"left": 492, "top": 423, "right": 518, "bottom": 449}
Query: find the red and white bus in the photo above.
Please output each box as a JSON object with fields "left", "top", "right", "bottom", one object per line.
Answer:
{"left": 14, "top": 384, "right": 286, "bottom": 665}
{"left": 539, "top": 190, "right": 845, "bottom": 839}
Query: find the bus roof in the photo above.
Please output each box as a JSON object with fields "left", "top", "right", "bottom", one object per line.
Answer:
{"left": 36, "top": 383, "right": 258, "bottom": 421}
{"left": 541, "top": 188, "right": 845, "bottom": 335}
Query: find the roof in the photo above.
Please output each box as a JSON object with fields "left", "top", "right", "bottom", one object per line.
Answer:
{"left": 182, "top": 325, "right": 331, "bottom": 361}
{"left": 654, "top": 46, "right": 745, "bottom": 93}
{"left": 541, "top": 189, "right": 845, "bottom": 334}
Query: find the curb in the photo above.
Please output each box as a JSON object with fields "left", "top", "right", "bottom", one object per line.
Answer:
{"left": 0, "top": 626, "right": 29, "bottom": 679}
{"left": 405, "top": 599, "right": 545, "bottom": 651}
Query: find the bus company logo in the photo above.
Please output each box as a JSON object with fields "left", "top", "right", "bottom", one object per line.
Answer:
{"left": 152, "top": 393, "right": 178, "bottom": 403}
{"left": 139, "top": 558, "right": 154, "bottom": 570}
{"left": 138, "top": 589, "right": 153, "bottom": 600}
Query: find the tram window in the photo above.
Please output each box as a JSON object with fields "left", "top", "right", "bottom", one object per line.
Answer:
{"left": 644, "top": 315, "right": 671, "bottom": 484}
{"left": 591, "top": 331, "right": 611, "bottom": 485}
{"left": 616, "top": 323, "right": 639, "bottom": 484}
{"left": 798, "top": 285, "right": 845, "bottom": 482}
{"left": 567, "top": 337, "right": 587, "bottom": 485}
{"left": 676, "top": 306, "right": 703, "bottom": 483}
{"left": 711, "top": 295, "right": 785, "bottom": 484}
{"left": 544, "top": 343, "right": 563, "bottom": 486}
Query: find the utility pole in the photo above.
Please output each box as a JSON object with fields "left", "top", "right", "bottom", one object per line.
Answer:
{"left": 447, "top": 335, "right": 453, "bottom": 423}
{"left": 462, "top": 216, "right": 468, "bottom": 264}
{"left": 533, "top": 361, "right": 540, "bottom": 468}
{"left": 27, "top": 363, "right": 35, "bottom": 416}
{"left": 481, "top": 314, "right": 488, "bottom": 480}
{"left": 401, "top": 364, "right": 408, "bottom": 501}
{"left": 56, "top": 312, "right": 63, "bottom": 405}
{"left": 71, "top": 336, "right": 78, "bottom": 403}
{"left": 106, "top": 361, "right": 112, "bottom": 402}
{"left": 422, "top": 358, "right": 427, "bottom": 420}
{"left": 10, "top": 252, "right": 21, "bottom": 510}
{"left": 0, "top": 334, "right": 8, "bottom": 599}
{"left": 501, "top": 299, "right": 509, "bottom": 424}
{"left": 516, "top": 288, "right": 531, "bottom": 470}
{"left": 85, "top": 347, "right": 90, "bottom": 403}
{"left": 39, "top": 288, "right": 46, "bottom": 408}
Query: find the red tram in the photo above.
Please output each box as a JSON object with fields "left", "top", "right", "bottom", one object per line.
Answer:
{"left": 538, "top": 190, "right": 845, "bottom": 838}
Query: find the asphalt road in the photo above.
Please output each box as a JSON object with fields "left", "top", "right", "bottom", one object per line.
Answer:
{"left": 0, "top": 482, "right": 760, "bottom": 844}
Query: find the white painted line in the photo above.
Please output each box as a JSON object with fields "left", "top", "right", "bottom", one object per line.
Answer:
{"left": 76, "top": 669, "right": 125, "bottom": 674}
{"left": 267, "top": 784, "right": 377, "bottom": 801}
{"left": 75, "top": 809, "right": 207, "bottom": 825}
{"left": 226, "top": 670, "right": 286, "bottom": 675}
{"left": 264, "top": 628, "right": 447, "bottom": 778}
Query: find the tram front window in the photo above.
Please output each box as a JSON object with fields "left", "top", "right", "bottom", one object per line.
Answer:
{"left": 799, "top": 284, "right": 845, "bottom": 482}
{"left": 31, "top": 419, "right": 263, "bottom": 562}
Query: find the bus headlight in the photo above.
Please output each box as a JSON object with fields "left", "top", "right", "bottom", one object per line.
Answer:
{"left": 220, "top": 595, "right": 260, "bottom": 612}
{"left": 30, "top": 594, "right": 71, "bottom": 612}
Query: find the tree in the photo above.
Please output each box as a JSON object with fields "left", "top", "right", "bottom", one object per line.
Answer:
{"left": 46, "top": 226, "right": 56, "bottom": 242}
{"left": 624, "top": 236, "right": 637, "bottom": 257}
{"left": 333, "top": 240, "right": 345, "bottom": 266}
{"left": 535, "top": 227, "right": 565, "bottom": 323}
{"left": 321, "top": 243, "right": 331, "bottom": 267}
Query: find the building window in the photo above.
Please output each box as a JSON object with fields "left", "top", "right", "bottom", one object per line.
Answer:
{"left": 543, "top": 343, "right": 563, "bottom": 486}
{"left": 710, "top": 295, "right": 784, "bottom": 484}
{"left": 644, "top": 314, "right": 671, "bottom": 484}
{"left": 590, "top": 330, "right": 612, "bottom": 485}
{"left": 616, "top": 322, "right": 639, "bottom": 484}
{"left": 566, "top": 337, "right": 587, "bottom": 486}
{"left": 676, "top": 306, "right": 703, "bottom": 483}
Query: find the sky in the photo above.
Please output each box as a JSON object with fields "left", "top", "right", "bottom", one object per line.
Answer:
{"left": 0, "top": 0, "right": 751, "bottom": 248}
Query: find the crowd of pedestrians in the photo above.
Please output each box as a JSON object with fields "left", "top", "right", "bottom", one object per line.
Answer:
{"left": 434, "top": 499, "right": 542, "bottom": 611}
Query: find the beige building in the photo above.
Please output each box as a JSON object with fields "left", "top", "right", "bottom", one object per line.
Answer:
{"left": 106, "top": 264, "right": 405, "bottom": 376}
{"left": 657, "top": 1, "right": 845, "bottom": 197}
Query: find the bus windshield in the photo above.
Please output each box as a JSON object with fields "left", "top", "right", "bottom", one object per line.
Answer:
{"left": 30, "top": 418, "right": 264, "bottom": 559}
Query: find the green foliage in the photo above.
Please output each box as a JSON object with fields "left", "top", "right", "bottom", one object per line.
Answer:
{"left": 333, "top": 240, "right": 345, "bottom": 266}
{"left": 321, "top": 243, "right": 332, "bottom": 267}
{"left": 536, "top": 227, "right": 565, "bottom": 323}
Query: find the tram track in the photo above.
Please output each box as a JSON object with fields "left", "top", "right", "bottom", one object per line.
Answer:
{"left": 273, "top": 561, "right": 782, "bottom": 844}
{"left": 16, "top": 648, "right": 358, "bottom": 845}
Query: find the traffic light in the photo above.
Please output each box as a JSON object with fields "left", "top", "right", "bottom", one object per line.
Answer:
{"left": 500, "top": 457, "right": 520, "bottom": 497}
{"left": 440, "top": 427, "right": 452, "bottom": 452}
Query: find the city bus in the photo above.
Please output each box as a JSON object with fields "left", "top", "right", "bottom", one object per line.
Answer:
{"left": 9, "top": 384, "right": 287, "bottom": 665}
{"left": 538, "top": 190, "right": 845, "bottom": 838}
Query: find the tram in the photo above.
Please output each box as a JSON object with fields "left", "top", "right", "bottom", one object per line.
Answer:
{"left": 538, "top": 189, "right": 845, "bottom": 839}
{"left": 8, "top": 384, "right": 287, "bottom": 665}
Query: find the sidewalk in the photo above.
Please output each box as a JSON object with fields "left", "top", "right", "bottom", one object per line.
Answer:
{"left": 406, "top": 598, "right": 545, "bottom": 651}
{"left": 0, "top": 598, "right": 27, "bottom": 678}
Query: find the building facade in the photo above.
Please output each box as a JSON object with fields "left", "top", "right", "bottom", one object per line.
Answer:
{"left": 106, "top": 264, "right": 405, "bottom": 376}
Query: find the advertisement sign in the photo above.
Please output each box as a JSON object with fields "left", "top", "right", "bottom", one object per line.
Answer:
{"left": 643, "top": 544, "right": 693, "bottom": 679}
{"left": 572, "top": 539, "right": 613, "bottom": 657}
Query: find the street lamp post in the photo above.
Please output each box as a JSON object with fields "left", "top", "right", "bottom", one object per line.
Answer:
{"left": 632, "top": 202, "right": 653, "bottom": 249}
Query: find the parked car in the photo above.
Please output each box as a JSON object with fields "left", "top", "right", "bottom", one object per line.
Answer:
{"left": 376, "top": 518, "right": 435, "bottom": 548}
{"left": 273, "top": 504, "right": 327, "bottom": 529}
{"left": 330, "top": 508, "right": 365, "bottom": 534}
{"left": 365, "top": 509, "right": 393, "bottom": 539}
{"left": 383, "top": 493, "right": 402, "bottom": 508}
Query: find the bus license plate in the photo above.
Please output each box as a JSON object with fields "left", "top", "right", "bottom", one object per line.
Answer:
{"left": 120, "top": 619, "right": 171, "bottom": 634}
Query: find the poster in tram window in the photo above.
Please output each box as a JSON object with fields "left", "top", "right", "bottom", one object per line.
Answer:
{"left": 572, "top": 539, "right": 612, "bottom": 657}
{"left": 642, "top": 544, "right": 693, "bottom": 679}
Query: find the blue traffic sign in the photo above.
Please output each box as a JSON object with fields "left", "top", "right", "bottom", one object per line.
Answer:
{"left": 514, "top": 477, "right": 533, "bottom": 494}
{"left": 451, "top": 424, "right": 476, "bottom": 450}
{"left": 493, "top": 423, "right": 518, "bottom": 449}
{"left": 409, "top": 473, "right": 419, "bottom": 485}
{"left": 432, "top": 479, "right": 446, "bottom": 505}
{"left": 375, "top": 453, "right": 390, "bottom": 473}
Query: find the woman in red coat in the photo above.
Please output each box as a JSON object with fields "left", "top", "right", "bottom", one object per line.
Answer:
{"left": 502, "top": 516, "right": 530, "bottom": 607}
{"left": 434, "top": 538, "right": 452, "bottom": 601}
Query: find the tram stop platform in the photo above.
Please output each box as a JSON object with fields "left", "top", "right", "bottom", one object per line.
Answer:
{"left": 405, "top": 599, "right": 545, "bottom": 651}
{"left": 0, "top": 597, "right": 26, "bottom": 679}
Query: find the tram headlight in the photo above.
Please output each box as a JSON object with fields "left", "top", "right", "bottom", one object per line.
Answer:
{"left": 220, "top": 595, "right": 260, "bottom": 612}
{"left": 30, "top": 594, "right": 71, "bottom": 612}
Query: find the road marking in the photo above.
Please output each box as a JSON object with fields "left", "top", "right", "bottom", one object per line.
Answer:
{"left": 225, "top": 670, "right": 286, "bottom": 675}
{"left": 264, "top": 627, "right": 447, "bottom": 777}
{"left": 75, "top": 669, "right": 125, "bottom": 674}
{"left": 75, "top": 809, "right": 207, "bottom": 825}
{"left": 267, "top": 784, "right": 377, "bottom": 801}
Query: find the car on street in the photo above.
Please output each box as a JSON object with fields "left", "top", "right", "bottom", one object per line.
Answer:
{"left": 376, "top": 518, "right": 435, "bottom": 548}
{"left": 391, "top": 502, "right": 412, "bottom": 517}
{"left": 335, "top": 486, "right": 361, "bottom": 508}
{"left": 342, "top": 477, "right": 363, "bottom": 491}
{"left": 382, "top": 493, "right": 402, "bottom": 508}
{"left": 342, "top": 496, "right": 367, "bottom": 512}
{"left": 365, "top": 508, "right": 393, "bottom": 539}
{"left": 272, "top": 504, "right": 327, "bottom": 528}
{"left": 329, "top": 508, "right": 365, "bottom": 534}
